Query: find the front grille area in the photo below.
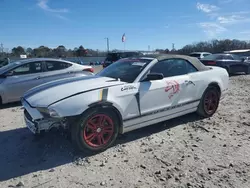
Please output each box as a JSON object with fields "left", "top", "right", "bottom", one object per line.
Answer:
{"left": 24, "top": 109, "right": 32, "bottom": 121}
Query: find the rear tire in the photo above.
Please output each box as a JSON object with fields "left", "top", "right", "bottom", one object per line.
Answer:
{"left": 71, "top": 108, "right": 119, "bottom": 153}
{"left": 225, "top": 67, "right": 230, "bottom": 74}
{"left": 245, "top": 66, "right": 250, "bottom": 75}
{"left": 196, "top": 86, "right": 220, "bottom": 118}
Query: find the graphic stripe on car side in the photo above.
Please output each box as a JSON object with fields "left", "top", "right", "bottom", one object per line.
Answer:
{"left": 99, "top": 89, "right": 103, "bottom": 100}
{"left": 123, "top": 99, "right": 200, "bottom": 122}
{"left": 134, "top": 92, "right": 141, "bottom": 115}
{"left": 102, "top": 88, "right": 108, "bottom": 101}
{"left": 125, "top": 107, "right": 197, "bottom": 128}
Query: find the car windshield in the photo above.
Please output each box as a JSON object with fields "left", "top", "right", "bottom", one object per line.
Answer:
{"left": 201, "top": 54, "right": 221, "bottom": 60}
{"left": 105, "top": 53, "right": 120, "bottom": 61}
{"left": 0, "top": 61, "right": 21, "bottom": 74}
{"left": 97, "top": 58, "right": 152, "bottom": 83}
{"left": 189, "top": 53, "right": 201, "bottom": 58}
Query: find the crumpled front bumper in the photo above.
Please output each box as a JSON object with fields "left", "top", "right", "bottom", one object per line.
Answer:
{"left": 21, "top": 98, "right": 62, "bottom": 134}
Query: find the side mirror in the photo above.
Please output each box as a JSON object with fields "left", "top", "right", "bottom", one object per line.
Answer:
{"left": 143, "top": 73, "right": 164, "bottom": 81}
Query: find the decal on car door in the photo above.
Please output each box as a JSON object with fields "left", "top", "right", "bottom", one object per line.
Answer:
{"left": 165, "top": 80, "right": 180, "bottom": 99}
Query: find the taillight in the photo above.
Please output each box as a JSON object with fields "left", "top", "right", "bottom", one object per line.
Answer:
{"left": 83, "top": 68, "right": 94, "bottom": 73}
{"left": 207, "top": 61, "right": 216, "bottom": 65}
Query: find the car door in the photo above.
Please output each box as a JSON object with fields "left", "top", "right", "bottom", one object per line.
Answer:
{"left": 40, "top": 60, "right": 75, "bottom": 83}
{"left": 2, "top": 61, "right": 44, "bottom": 102}
{"left": 138, "top": 58, "right": 199, "bottom": 122}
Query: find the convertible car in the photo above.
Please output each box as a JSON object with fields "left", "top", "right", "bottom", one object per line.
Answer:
{"left": 21, "top": 55, "right": 229, "bottom": 152}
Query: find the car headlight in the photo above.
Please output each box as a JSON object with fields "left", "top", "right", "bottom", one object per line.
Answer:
{"left": 37, "top": 107, "right": 60, "bottom": 118}
{"left": 37, "top": 107, "right": 49, "bottom": 114}
{"left": 48, "top": 109, "right": 60, "bottom": 118}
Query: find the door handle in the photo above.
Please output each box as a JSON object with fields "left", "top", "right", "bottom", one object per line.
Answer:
{"left": 185, "top": 80, "right": 195, "bottom": 86}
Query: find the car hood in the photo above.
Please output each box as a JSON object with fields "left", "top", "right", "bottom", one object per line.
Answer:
{"left": 23, "top": 75, "right": 125, "bottom": 107}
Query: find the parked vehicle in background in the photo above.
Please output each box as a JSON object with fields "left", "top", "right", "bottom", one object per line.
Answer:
{"left": 189, "top": 52, "right": 212, "bottom": 59}
{"left": 0, "top": 58, "right": 10, "bottom": 67}
{"left": 200, "top": 53, "right": 250, "bottom": 74}
{"left": 0, "top": 58, "right": 94, "bottom": 104}
{"left": 102, "top": 51, "right": 143, "bottom": 68}
{"left": 242, "top": 56, "right": 250, "bottom": 62}
{"left": 21, "top": 54, "right": 229, "bottom": 152}
{"left": 224, "top": 49, "right": 250, "bottom": 57}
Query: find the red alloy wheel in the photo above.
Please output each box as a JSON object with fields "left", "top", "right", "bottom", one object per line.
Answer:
{"left": 203, "top": 90, "right": 219, "bottom": 115}
{"left": 83, "top": 114, "right": 114, "bottom": 148}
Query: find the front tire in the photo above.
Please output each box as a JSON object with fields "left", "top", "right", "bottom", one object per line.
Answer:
{"left": 196, "top": 86, "right": 220, "bottom": 118}
{"left": 71, "top": 108, "right": 119, "bottom": 153}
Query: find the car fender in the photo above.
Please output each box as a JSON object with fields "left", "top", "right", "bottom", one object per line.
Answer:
{"left": 48, "top": 88, "right": 124, "bottom": 119}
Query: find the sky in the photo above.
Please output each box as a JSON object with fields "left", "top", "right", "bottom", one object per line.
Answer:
{"left": 0, "top": 0, "right": 250, "bottom": 51}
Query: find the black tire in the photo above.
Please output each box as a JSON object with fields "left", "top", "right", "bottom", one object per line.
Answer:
{"left": 196, "top": 86, "right": 220, "bottom": 118}
{"left": 225, "top": 67, "right": 230, "bottom": 74}
{"left": 0, "top": 96, "right": 2, "bottom": 108}
{"left": 71, "top": 107, "right": 119, "bottom": 153}
{"left": 245, "top": 66, "right": 250, "bottom": 75}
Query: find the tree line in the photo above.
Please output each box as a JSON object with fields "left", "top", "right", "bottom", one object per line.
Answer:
{"left": 1, "top": 39, "right": 250, "bottom": 58}
{"left": 4, "top": 45, "right": 107, "bottom": 58}
{"left": 156, "top": 39, "right": 250, "bottom": 55}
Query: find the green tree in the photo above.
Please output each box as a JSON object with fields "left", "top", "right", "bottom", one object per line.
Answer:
{"left": 12, "top": 46, "right": 25, "bottom": 56}
{"left": 54, "top": 45, "right": 67, "bottom": 57}
{"left": 33, "top": 46, "right": 51, "bottom": 57}
{"left": 76, "top": 45, "right": 88, "bottom": 57}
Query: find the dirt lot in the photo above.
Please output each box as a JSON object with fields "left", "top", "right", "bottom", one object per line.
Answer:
{"left": 0, "top": 72, "right": 250, "bottom": 188}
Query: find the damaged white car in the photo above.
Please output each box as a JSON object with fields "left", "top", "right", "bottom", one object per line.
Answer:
{"left": 21, "top": 55, "right": 229, "bottom": 152}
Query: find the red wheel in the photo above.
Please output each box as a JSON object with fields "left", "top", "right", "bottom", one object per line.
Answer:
{"left": 83, "top": 114, "right": 114, "bottom": 148}
{"left": 197, "top": 85, "right": 220, "bottom": 117}
{"left": 203, "top": 90, "right": 219, "bottom": 115}
{"left": 71, "top": 108, "right": 119, "bottom": 152}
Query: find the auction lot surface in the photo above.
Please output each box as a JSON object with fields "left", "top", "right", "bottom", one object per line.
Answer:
{"left": 0, "top": 70, "right": 250, "bottom": 188}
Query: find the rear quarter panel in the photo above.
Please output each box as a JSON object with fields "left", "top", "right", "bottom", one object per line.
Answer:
{"left": 204, "top": 66, "right": 229, "bottom": 95}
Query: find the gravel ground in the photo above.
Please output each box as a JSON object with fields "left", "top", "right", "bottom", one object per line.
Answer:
{"left": 0, "top": 72, "right": 250, "bottom": 188}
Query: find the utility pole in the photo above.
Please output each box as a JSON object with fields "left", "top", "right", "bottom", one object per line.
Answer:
{"left": 172, "top": 43, "right": 175, "bottom": 51}
{"left": 148, "top": 45, "right": 150, "bottom": 51}
{"left": 0, "top": 43, "right": 3, "bottom": 53}
{"left": 104, "top": 38, "right": 109, "bottom": 52}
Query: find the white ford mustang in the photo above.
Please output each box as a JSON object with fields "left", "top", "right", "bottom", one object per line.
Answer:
{"left": 21, "top": 55, "right": 229, "bottom": 152}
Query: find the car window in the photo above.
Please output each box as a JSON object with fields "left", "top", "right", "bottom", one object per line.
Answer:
{"left": 201, "top": 54, "right": 222, "bottom": 60}
{"left": 45, "top": 61, "right": 72, "bottom": 71}
{"left": 231, "top": 54, "right": 242, "bottom": 60}
{"left": 150, "top": 58, "right": 197, "bottom": 77}
{"left": 203, "top": 53, "right": 211, "bottom": 57}
{"left": 186, "top": 61, "right": 198, "bottom": 73}
{"left": 223, "top": 55, "right": 233, "bottom": 60}
{"left": 8, "top": 62, "right": 42, "bottom": 76}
